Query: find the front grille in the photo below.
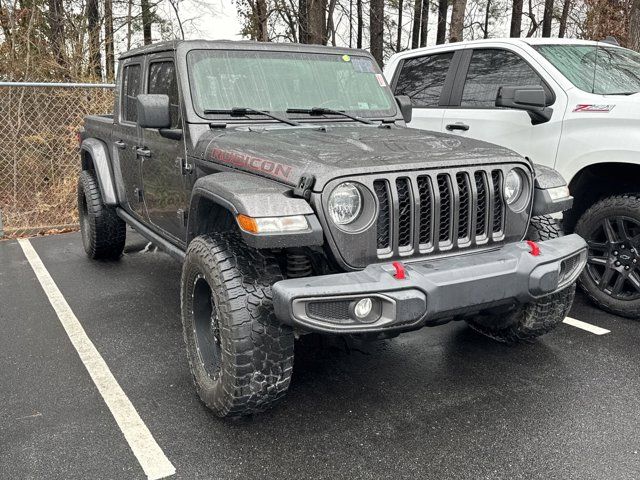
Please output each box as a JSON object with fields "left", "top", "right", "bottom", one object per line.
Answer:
{"left": 374, "top": 167, "right": 507, "bottom": 257}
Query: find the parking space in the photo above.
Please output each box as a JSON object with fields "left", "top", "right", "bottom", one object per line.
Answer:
{"left": 2, "top": 231, "right": 640, "bottom": 479}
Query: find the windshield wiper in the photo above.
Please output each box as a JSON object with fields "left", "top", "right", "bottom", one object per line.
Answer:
{"left": 286, "top": 107, "right": 375, "bottom": 125}
{"left": 203, "top": 107, "right": 300, "bottom": 126}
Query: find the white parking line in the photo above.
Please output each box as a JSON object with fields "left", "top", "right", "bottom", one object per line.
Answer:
{"left": 18, "top": 239, "right": 176, "bottom": 480}
{"left": 563, "top": 316, "right": 611, "bottom": 335}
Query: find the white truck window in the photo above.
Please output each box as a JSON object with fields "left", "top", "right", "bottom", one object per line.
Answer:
{"left": 393, "top": 52, "right": 453, "bottom": 107}
{"left": 461, "top": 49, "right": 551, "bottom": 108}
{"left": 535, "top": 45, "right": 640, "bottom": 95}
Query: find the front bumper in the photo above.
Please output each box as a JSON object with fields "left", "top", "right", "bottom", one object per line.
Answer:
{"left": 272, "top": 234, "right": 587, "bottom": 334}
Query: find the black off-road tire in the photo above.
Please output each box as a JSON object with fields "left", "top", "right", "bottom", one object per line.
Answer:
{"left": 527, "top": 215, "right": 563, "bottom": 241}
{"left": 180, "top": 233, "right": 295, "bottom": 417}
{"left": 77, "top": 170, "right": 126, "bottom": 260}
{"left": 575, "top": 194, "right": 640, "bottom": 319}
{"left": 466, "top": 214, "right": 573, "bottom": 343}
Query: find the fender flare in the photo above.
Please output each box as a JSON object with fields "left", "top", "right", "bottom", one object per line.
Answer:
{"left": 80, "top": 138, "right": 118, "bottom": 205}
{"left": 187, "top": 171, "right": 323, "bottom": 248}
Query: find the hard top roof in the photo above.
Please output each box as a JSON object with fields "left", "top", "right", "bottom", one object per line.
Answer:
{"left": 119, "top": 39, "right": 372, "bottom": 60}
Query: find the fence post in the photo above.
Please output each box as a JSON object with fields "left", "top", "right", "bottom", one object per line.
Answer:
{"left": 0, "top": 209, "right": 4, "bottom": 238}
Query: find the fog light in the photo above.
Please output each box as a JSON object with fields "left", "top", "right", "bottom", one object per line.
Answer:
{"left": 354, "top": 298, "right": 373, "bottom": 319}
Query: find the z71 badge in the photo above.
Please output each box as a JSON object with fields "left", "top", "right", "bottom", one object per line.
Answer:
{"left": 572, "top": 104, "right": 615, "bottom": 113}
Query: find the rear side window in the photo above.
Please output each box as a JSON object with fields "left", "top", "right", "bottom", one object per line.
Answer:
{"left": 394, "top": 52, "right": 454, "bottom": 107}
{"left": 122, "top": 64, "right": 141, "bottom": 123}
{"left": 148, "top": 61, "right": 181, "bottom": 129}
{"left": 461, "top": 49, "right": 552, "bottom": 107}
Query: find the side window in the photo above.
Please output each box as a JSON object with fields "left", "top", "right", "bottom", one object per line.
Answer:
{"left": 148, "top": 61, "right": 181, "bottom": 129}
{"left": 461, "top": 49, "right": 552, "bottom": 108}
{"left": 122, "top": 64, "right": 141, "bottom": 123}
{"left": 393, "top": 52, "right": 454, "bottom": 107}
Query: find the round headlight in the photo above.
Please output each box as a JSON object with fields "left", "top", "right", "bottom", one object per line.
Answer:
{"left": 328, "top": 182, "right": 362, "bottom": 225}
{"left": 504, "top": 169, "right": 524, "bottom": 205}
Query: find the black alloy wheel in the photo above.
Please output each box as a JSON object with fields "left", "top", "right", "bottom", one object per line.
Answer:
{"left": 584, "top": 216, "right": 640, "bottom": 301}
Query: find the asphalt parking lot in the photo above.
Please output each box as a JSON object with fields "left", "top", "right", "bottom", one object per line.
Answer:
{"left": 2, "top": 230, "right": 640, "bottom": 480}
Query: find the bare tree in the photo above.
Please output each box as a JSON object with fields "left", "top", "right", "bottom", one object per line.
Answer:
{"left": 87, "top": 0, "right": 102, "bottom": 78}
{"left": 436, "top": 0, "right": 447, "bottom": 43}
{"left": 449, "top": 0, "right": 466, "bottom": 41}
{"left": 558, "top": 0, "right": 571, "bottom": 37}
{"left": 419, "top": 0, "right": 428, "bottom": 46}
{"left": 47, "top": 0, "right": 64, "bottom": 66}
{"left": 411, "top": 0, "right": 421, "bottom": 47}
{"left": 510, "top": 0, "right": 523, "bottom": 36}
{"left": 631, "top": 0, "right": 640, "bottom": 50}
{"left": 542, "top": 0, "right": 553, "bottom": 36}
{"left": 370, "top": 0, "right": 384, "bottom": 65}
{"left": 356, "top": 0, "right": 363, "bottom": 47}
{"left": 483, "top": 0, "right": 490, "bottom": 38}
{"left": 141, "top": 0, "right": 153, "bottom": 44}
{"left": 104, "top": 0, "right": 114, "bottom": 80}
{"left": 396, "top": 0, "right": 403, "bottom": 51}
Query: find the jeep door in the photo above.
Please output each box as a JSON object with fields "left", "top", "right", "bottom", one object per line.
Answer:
{"left": 440, "top": 47, "right": 566, "bottom": 168}
{"left": 114, "top": 60, "right": 146, "bottom": 218}
{"left": 390, "top": 51, "right": 457, "bottom": 132}
{"left": 140, "top": 55, "right": 189, "bottom": 244}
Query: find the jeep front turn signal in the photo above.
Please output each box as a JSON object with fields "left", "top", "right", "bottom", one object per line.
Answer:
{"left": 236, "top": 214, "right": 309, "bottom": 234}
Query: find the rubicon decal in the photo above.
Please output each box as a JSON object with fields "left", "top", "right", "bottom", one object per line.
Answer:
{"left": 211, "top": 148, "right": 293, "bottom": 179}
{"left": 572, "top": 104, "right": 615, "bottom": 113}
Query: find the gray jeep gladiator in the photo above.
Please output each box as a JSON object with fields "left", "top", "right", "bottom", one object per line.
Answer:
{"left": 79, "top": 40, "right": 587, "bottom": 417}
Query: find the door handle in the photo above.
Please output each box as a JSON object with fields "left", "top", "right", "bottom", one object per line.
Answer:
{"left": 114, "top": 140, "right": 126, "bottom": 149}
{"left": 446, "top": 123, "right": 470, "bottom": 132}
{"left": 135, "top": 147, "right": 151, "bottom": 157}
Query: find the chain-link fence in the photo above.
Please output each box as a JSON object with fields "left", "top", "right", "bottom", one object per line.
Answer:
{"left": 0, "top": 82, "right": 115, "bottom": 236}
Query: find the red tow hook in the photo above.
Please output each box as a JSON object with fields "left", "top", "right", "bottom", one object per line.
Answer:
{"left": 392, "top": 261, "right": 406, "bottom": 279}
{"left": 526, "top": 240, "right": 541, "bottom": 257}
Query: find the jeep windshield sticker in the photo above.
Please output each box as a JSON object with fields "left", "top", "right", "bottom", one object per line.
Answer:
{"left": 342, "top": 54, "right": 351, "bottom": 62}
{"left": 375, "top": 74, "right": 386, "bottom": 87}
{"left": 572, "top": 104, "right": 615, "bottom": 113}
{"left": 211, "top": 147, "right": 293, "bottom": 180}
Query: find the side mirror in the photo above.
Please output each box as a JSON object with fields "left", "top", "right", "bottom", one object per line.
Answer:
{"left": 137, "top": 94, "right": 171, "bottom": 129}
{"left": 495, "top": 86, "right": 553, "bottom": 125}
{"left": 395, "top": 95, "right": 413, "bottom": 124}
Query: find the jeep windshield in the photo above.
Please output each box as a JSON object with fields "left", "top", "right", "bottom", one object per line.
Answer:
{"left": 534, "top": 44, "right": 640, "bottom": 95}
{"left": 187, "top": 49, "right": 397, "bottom": 120}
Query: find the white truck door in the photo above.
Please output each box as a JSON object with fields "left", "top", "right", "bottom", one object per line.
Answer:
{"left": 389, "top": 51, "right": 457, "bottom": 133}
{"left": 441, "top": 47, "right": 566, "bottom": 169}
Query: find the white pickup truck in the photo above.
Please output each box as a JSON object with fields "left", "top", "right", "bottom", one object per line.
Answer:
{"left": 385, "top": 38, "right": 640, "bottom": 319}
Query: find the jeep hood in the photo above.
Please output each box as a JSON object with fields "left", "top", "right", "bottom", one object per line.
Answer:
{"left": 195, "top": 125, "right": 524, "bottom": 191}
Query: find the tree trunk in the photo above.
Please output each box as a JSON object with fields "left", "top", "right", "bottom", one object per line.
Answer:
{"left": 449, "top": 0, "right": 466, "bottom": 42}
{"left": 483, "top": 0, "right": 490, "bottom": 38}
{"left": 87, "top": 0, "right": 101, "bottom": 79}
{"left": 411, "top": 0, "right": 421, "bottom": 48}
{"left": 256, "top": 0, "right": 269, "bottom": 41}
{"left": 558, "top": 0, "right": 570, "bottom": 37}
{"left": 325, "top": 0, "right": 337, "bottom": 44}
{"left": 370, "top": 0, "right": 384, "bottom": 66}
{"left": 632, "top": 0, "right": 640, "bottom": 51}
{"left": 419, "top": 0, "right": 428, "bottom": 46}
{"left": 141, "top": 0, "right": 152, "bottom": 45}
{"left": 307, "top": 0, "right": 327, "bottom": 44}
{"left": 436, "top": 0, "right": 447, "bottom": 44}
{"left": 299, "top": 0, "right": 308, "bottom": 42}
{"left": 47, "top": 0, "right": 64, "bottom": 65}
{"left": 104, "top": 0, "right": 114, "bottom": 81}
{"left": 356, "top": 0, "right": 363, "bottom": 48}
{"left": 126, "top": 0, "right": 133, "bottom": 49}
{"left": 542, "top": 0, "right": 553, "bottom": 37}
{"left": 396, "top": 0, "right": 403, "bottom": 51}
{"left": 509, "top": 0, "right": 522, "bottom": 37}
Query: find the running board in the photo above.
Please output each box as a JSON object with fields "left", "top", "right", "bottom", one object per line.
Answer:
{"left": 116, "top": 208, "right": 186, "bottom": 261}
